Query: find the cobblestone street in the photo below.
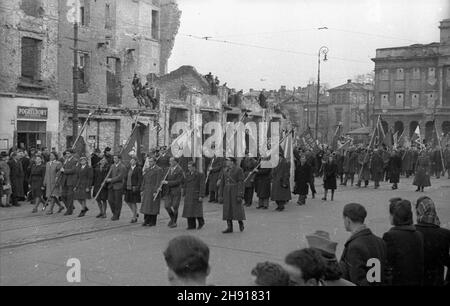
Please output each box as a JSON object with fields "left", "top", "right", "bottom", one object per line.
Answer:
{"left": 1, "top": 177, "right": 449, "bottom": 286}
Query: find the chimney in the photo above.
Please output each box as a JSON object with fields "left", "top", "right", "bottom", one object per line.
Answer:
{"left": 347, "top": 79, "right": 352, "bottom": 84}
{"left": 249, "top": 88, "right": 253, "bottom": 92}
{"left": 280, "top": 85, "right": 286, "bottom": 97}
{"left": 440, "top": 18, "right": 450, "bottom": 44}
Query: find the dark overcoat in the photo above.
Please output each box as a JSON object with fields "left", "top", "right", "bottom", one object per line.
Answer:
{"left": 182, "top": 170, "right": 205, "bottom": 218}
{"left": 335, "top": 153, "right": 344, "bottom": 175}
{"left": 74, "top": 165, "right": 93, "bottom": 200}
{"left": 140, "top": 165, "right": 163, "bottom": 215}
{"left": 382, "top": 225, "right": 424, "bottom": 286}
{"left": 370, "top": 152, "right": 384, "bottom": 181}
{"left": 294, "top": 162, "right": 311, "bottom": 196}
{"left": 221, "top": 166, "right": 245, "bottom": 221}
{"left": 60, "top": 157, "right": 78, "bottom": 187}
{"left": 323, "top": 162, "right": 338, "bottom": 190}
{"left": 124, "top": 165, "right": 143, "bottom": 203}
{"left": 413, "top": 155, "right": 431, "bottom": 187}
{"left": 253, "top": 167, "right": 271, "bottom": 199}
{"left": 388, "top": 154, "right": 402, "bottom": 183}
{"left": 241, "top": 157, "right": 258, "bottom": 188}
{"left": 271, "top": 157, "right": 291, "bottom": 202}
{"left": 29, "top": 163, "right": 46, "bottom": 198}
{"left": 8, "top": 159, "right": 25, "bottom": 197}
{"left": 415, "top": 223, "right": 450, "bottom": 286}
{"left": 343, "top": 151, "right": 358, "bottom": 174}
{"left": 401, "top": 149, "right": 414, "bottom": 172}
{"left": 340, "top": 228, "right": 388, "bottom": 286}
{"left": 207, "top": 157, "right": 224, "bottom": 193}
{"left": 93, "top": 164, "right": 110, "bottom": 201}
{"left": 358, "top": 152, "right": 371, "bottom": 181}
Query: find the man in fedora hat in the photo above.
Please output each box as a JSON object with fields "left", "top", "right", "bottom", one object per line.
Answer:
{"left": 60, "top": 149, "right": 78, "bottom": 215}
{"left": 306, "top": 230, "right": 355, "bottom": 286}
{"left": 271, "top": 149, "right": 291, "bottom": 211}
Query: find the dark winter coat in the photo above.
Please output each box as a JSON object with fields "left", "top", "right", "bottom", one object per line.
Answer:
{"left": 253, "top": 167, "right": 271, "bottom": 199}
{"left": 294, "top": 162, "right": 311, "bottom": 196}
{"left": 93, "top": 164, "right": 110, "bottom": 201}
{"left": 343, "top": 151, "right": 358, "bottom": 174}
{"left": 388, "top": 154, "right": 402, "bottom": 183}
{"left": 74, "top": 165, "right": 93, "bottom": 200}
{"left": 413, "top": 155, "right": 431, "bottom": 187}
{"left": 29, "top": 163, "right": 46, "bottom": 198}
{"left": 8, "top": 158, "right": 24, "bottom": 197}
{"left": 415, "top": 223, "right": 450, "bottom": 286}
{"left": 370, "top": 152, "right": 384, "bottom": 182}
{"left": 340, "top": 228, "right": 388, "bottom": 286}
{"left": 220, "top": 165, "right": 245, "bottom": 221}
{"left": 140, "top": 165, "right": 163, "bottom": 215}
{"left": 382, "top": 225, "right": 424, "bottom": 286}
{"left": 271, "top": 157, "right": 291, "bottom": 202}
{"left": 323, "top": 161, "right": 338, "bottom": 190}
{"left": 182, "top": 170, "right": 205, "bottom": 218}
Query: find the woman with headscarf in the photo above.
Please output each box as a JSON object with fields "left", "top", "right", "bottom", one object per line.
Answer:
{"left": 413, "top": 150, "right": 431, "bottom": 192}
{"left": 415, "top": 196, "right": 450, "bottom": 286}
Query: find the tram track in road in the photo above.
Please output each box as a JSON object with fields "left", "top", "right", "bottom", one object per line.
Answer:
{"left": 0, "top": 207, "right": 222, "bottom": 251}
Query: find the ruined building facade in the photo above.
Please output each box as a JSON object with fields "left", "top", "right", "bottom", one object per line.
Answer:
{"left": 0, "top": 0, "right": 60, "bottom": 151}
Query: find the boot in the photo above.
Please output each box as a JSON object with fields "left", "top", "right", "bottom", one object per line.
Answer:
{"left": 149, "top": 215, "right": 157, "bottom": 227}
{"left": 142, "top": 215, "right": 150, "bottom": 226}
{"left": 197, "top": 217, "right": 205, "bottom": 229}
{"left": 101, "top": 202, "right": 107, "bottom": 218}
{"left": 238, "top": 221, "right": 245, "bottom": 232}
{"left": 169, "top": 211, "right": 178, "bottom": 228}
{"left": 187, "top": 218, "right": 196, "bottom": 230}
{"left": 167, "top": 209, "right": 175, "bottom": 227}
{"left": 222, "top": 220, "right": 233, "bottom": 233}
{"left": 96, "top": 202, "right": 103, "bottom": 218}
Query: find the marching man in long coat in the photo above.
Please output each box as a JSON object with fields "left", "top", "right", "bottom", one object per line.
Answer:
{"left": 140, "top": 157, "right": 162, "bottom": 227}
{"left": 388, "top": 150, "right": 402, "bottom": 190}
{"left": 206, "top": 153, "right": 224, "bottom": 203}
{"left": 343, "top": 147, "right": 358, "bottom": 186}
{"left": 370, "top": 148, "right": 384, "bottom": 189}
{"left": 413, "top": 150, "right": 431, "bottom": 192}
{"left": 220, "top": 157, "right": 245, "bottom": 234}
{"left": 253, "top": 156, "right": 272, "bottom": 209}
{"left": 43, "top": 152, "right": 64, "bottom": 214}
{"left": 356, "top": 149, "right": 371, "bottom": 188}
{"left": 294, "top": 155, "right": 311, "bottom": 206}
{"left": 162, "top": 157, "right": 185, "bottom": 228}
{"left": 271, "top": 150, "right": 291, "bottom": 211}
{"left": 240, "top": 153, "right": 258, "bottom": 207}
{"left": 182, "top": 161, "right": 205, "bottom": 230}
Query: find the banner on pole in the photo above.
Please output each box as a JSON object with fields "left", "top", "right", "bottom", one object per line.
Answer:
{"left": 299, "top": 127, "right": 320, "bottom": 153}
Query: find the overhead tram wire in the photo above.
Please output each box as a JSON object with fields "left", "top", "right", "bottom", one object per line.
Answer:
{"left": 181, "top": 34, "right": 370, "bottom": 64}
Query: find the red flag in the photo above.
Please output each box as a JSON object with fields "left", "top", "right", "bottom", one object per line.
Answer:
{"left": 121, "top": 124, "right": 142, "bottom": 164}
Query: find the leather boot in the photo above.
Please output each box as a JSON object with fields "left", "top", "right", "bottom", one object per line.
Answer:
{"left": 222, "top": 220, "right": 233, "bottom": 233}
{"left": 169, "top": 211, "right": 178, "bottom": 228}
{"left": 167, "top": 209, "right": 174, "bottom": 226}
{"left": 238, "top": 221, "right": 245, "bottom": 232}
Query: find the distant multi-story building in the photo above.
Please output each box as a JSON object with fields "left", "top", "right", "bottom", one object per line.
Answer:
{"left": 0, "top": 0, "right": 60, "bottom": 151}
{"left": 372, "top": 18, "right": 450, "bottom": 143}
{"left": 57, "top": 0, "right": 181, "bottom": 152}
{"left": 328, "top": 80, "right": 374, "bottom": 134}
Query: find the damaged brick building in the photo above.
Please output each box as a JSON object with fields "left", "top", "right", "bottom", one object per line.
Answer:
{"left": 58, "top": 0, "right": 182, "bottom": 153}
{"left": 0, "top": 0, "right": 60, "bottom": 151}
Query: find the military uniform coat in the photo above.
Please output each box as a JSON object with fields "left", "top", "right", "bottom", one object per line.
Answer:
{"left": 221, "top": 166, "right": 245, "bottom": 221}
{"left": 44, "top": 160, "right": 62, "bottom": 198}
{"left": 182, "top": 170, "right": 205, "bottom": 218}
{"left": 74, "top": 165, "right": 93, "bottom": 200}
{"left": 413, "top": 155, "right": 431, "bottom": 187}
{"left": 140, "top": 165, "right": 163, "bottom": 215}
{"left": 271, "top": 157, "right": 291, "bottom": 202}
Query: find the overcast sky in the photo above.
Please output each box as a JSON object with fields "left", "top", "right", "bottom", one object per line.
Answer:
{"left": 168, "top": 0, "right": 449, "bottom": 91}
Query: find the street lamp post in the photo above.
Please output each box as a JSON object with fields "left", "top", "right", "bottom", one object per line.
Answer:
{"left": 315, "top": 46, "right": 329, "bottom": 140}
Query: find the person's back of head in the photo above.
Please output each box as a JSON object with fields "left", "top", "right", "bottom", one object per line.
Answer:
{"left": 163, "top": 235, "right": 210, "bottom": 286}
{"left": 251, "top": 262, "right": 290, "bottom": 286}
{"left": 284, "top": 248, "right": 325, "bottom": 286}
{"left": 389, "top": 199, "right": 413, "bottom": 226}
{"left": 343, "top": 203, "right": 367, "bottom": 232}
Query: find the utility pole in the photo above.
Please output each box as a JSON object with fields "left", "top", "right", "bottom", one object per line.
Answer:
{"left": 72, "top": 21, "right": 79, "bottom": 141}
{"left": 315, "top": 46, "right": 329, "bottom": 140}
{"left": 306, "top": 81, "right": 311, "bottom": 129}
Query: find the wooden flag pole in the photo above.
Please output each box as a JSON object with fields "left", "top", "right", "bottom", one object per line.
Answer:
{"left": 434, "top": 120, "right": 447, "bottom": 174}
